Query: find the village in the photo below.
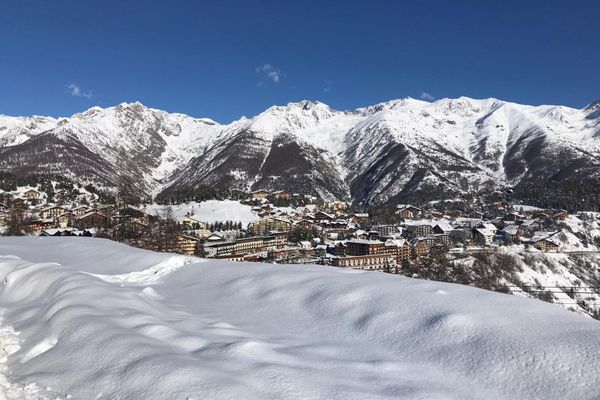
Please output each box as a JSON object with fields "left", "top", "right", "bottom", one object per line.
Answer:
{"left": 1, "top": 184, "right": 598, "bottom": 275}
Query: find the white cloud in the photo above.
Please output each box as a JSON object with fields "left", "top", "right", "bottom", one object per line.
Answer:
{"left": 256, "top": 64, "right": 283, "bottom": 85}
{"left": 66, "top": 83, "right": 92, "bottom": 99}
{"left": 323, "top": 79, "right": 333, "bottom": 93}
{"left": 420, "top": 91, "right": 435, "bottom": 101}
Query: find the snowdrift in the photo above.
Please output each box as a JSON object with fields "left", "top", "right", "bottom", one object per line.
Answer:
{"left": 0, "top": 237, "right": 599, "bottom": 399}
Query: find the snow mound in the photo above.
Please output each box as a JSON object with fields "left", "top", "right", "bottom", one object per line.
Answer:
{"left": 0, "top": 238, "right": 599, "bottom": 399}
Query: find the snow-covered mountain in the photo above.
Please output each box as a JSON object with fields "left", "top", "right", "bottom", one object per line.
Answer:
{"left": 1, "top": 97, "right": 599, "bottom": 203}
{"left": 0, "top": 102, "right": 221, "bottom": 197}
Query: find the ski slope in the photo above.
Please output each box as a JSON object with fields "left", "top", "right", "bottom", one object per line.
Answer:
{"left": 143, "top": 199, "right": 259, "bottom": 226}
{"left": 0, "top": 237, "right": 598, "bottom": 399}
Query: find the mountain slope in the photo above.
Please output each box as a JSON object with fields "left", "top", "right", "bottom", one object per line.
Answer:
{"left": 1, "top": 97, "right": 599, "bottom": 204}
{"left": 0, "top": 103, "right": 222, "bottom": 197}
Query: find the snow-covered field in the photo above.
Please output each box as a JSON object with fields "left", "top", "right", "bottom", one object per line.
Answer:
{"left": 0, "top": 237, "right": 599, "bottom": 399}
{"left": 143, "top": 199, "right": 259, "bottom": 226}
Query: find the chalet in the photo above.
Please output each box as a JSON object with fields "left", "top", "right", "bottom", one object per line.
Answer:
{"left": 189, "top": 228, "right": 212, "bottom": 239}
{"left": 23, "top": 189, "right": 40, "bottom": 200}
{"left": 324, "top": 201, "right": 348, "bottom": 213}
{"left": 26, "top": 219, "right": 55, "bottom": 232}
{"left": 72, "top": 206, "right": 90, "bottom": 217}
{"left": 112, "top": 207, "right": 150, "bottom": 224}
{"left": 58, "top": 212, "right": 76, "bottom": 228}
{"left": 302, "top": 204, "right": 318, "bottom": 214}
{"left": 205, "top": 232, "right": 225, "bottom": 242}
{"left": 520, "top": 219, "right": 541, "bottom": 233}
{"left": 332, "top": 253, "right": 395, "bottom": 271}
{"left": 345, "top": 239, "right": 385, "bottom": 256}
{"left": 178, "top": 215, "right": 208, "bottom": 230}
{"left": 501, "top": 224, "right": 523, "bottom": 242}
{"left": 348, "top": 213, "right": 369, "bottom": 223}
{"left": 272, "top": 206, "right": 295, "bottom": 218}
{"left": 251, "top": 189, "right": 271, "bottom": 200}
{"left": 248, "top": 217, "right": 292, "bottom": 235}
{"left": 296, "top": 219, "right": 315, "bottom": 229}
{"left": 77, "top": 211, "right": 109, "bottom": 229}
{"left": 272, "top": 190, "right": 291, "bottom": 200}
{"left": 553, "top": 210, "right": 569, "bottom": 221}
{"left": 39, "top": 206, "right": 66, "bottom": 220}
{"left": 314, "top": 211, "right": 335, "bottom": 222}
{"left": 396, "top": 205, "right": 422, "bottom": 219}
{"left": 534, "top": 237, "right": 560, "bottom": 252}
{"left": 473, "top": 225, "right": 496, "bottom": 246}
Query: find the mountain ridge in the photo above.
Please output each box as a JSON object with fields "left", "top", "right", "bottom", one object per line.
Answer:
{"left": 1, "top": 97, "right": 599, "bottom": 205}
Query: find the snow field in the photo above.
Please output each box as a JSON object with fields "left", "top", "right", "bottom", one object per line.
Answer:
{"left": 0, "top": 238, "right": 598, "bottom": 399}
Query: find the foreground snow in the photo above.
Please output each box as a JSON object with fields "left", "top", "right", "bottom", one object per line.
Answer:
{"left": 0, "top": 238, "right": 599, "bottom": 399}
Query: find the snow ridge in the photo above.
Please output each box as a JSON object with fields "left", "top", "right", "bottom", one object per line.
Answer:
{"left": 0, "top": 238, "right": 600, "bottom": 399}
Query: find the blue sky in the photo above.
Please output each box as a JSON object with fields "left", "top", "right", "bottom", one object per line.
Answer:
{"left": 1, "top": 1, "right": 598, "bottom": 123}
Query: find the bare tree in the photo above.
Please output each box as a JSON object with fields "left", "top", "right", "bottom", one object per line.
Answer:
{"left": 148, "top": 206, "right": 180, "bottom": 252}
{"left": 117, "top": 174, "right": 142, "bottom": 207}
{"left": 5, "top": 209, "right": 31, "bottom": 236}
